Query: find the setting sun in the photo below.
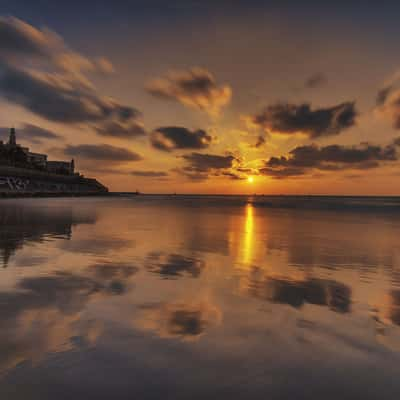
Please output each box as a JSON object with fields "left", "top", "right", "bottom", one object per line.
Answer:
{"left": 247, "top": 176, "right": 254, "bottom": 183}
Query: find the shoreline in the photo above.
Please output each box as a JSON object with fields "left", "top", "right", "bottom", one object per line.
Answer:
{"left": 0, "top": 192, "right": 112, "bottom": 199}
{"left": 1, "top": 192, "right": 400, "bottom": 199}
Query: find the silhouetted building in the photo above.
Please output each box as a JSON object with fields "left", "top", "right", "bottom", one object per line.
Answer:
{"left": 8, "top": 127, "right": 16, "bottom": 146}
{"left": 0, "top": 127, "right": 74, "bottom": 174}
{"left": 47, "top": 160, "right": 75, "bottom": 175}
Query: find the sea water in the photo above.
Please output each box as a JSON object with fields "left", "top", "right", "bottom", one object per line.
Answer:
{"left": 0, "top": 196, "right": 400, "bottom": 399}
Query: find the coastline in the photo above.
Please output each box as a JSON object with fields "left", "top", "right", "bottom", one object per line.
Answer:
{"left": 0, "top": 192, "right": 111, "bottom": 198}
{"left": 0, "top": 191, "right": 139, "bottom": 199}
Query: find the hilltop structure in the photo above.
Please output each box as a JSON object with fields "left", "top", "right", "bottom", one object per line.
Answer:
{"left": 0, "top": 127, "right": 108, "bottom": 196}
{"left": 0, "top": 128, "right": 75, "bottom": 175}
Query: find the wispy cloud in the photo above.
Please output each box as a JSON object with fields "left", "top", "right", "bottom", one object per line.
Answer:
{"left": 63, "top": 144, "right": 142, "bottom": 162}
{"left": 146, "top": 67, "right": 232, "bottom": 117}
{"left": 304, "top": 73, "right": 327, "bottom": 89}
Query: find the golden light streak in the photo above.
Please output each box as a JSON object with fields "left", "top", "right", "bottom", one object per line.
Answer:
{"left": 242, "top": 203, "right": 254, "bottom": 265}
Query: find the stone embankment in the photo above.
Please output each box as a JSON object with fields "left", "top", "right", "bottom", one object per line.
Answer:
{"left": 0, "top": 166, "right": 108, "bottom": 197}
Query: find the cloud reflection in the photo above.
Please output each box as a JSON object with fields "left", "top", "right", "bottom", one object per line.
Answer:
{"left": 386, "top": 290, "right": 400, "bottom": 326}
{"left": 0, "top": 262, "right": 138, "bottom": 374}
{"left": 145, "top": 252, "right": 205, "bottom": 279}
{"left": 243, "top": 268, "right": 352, "bottom": 313}
{"left": 0, "top": 201, "right": 96, "bottom": 267}
{"left": 136, "top": 301, "right": 221, "bottom": 340}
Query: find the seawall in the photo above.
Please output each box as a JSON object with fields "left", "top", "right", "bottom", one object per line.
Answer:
{"left": 0, "top": 166, "right": 108, "bottom": 197}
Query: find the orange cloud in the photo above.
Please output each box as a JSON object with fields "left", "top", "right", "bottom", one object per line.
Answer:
{"left": 146, "top": 67, "right": 232, "bottom": 117}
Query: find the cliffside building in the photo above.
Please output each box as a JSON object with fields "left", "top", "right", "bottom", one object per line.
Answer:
{"left": 0, "top": 127, "right": 74, "bottom": 175}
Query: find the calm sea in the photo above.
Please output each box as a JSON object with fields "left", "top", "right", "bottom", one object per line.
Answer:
{"left": 1, "top": 195, "right": 400, "bottom": 399}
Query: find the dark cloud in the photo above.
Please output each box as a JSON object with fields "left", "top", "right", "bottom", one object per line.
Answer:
{"left": 0, "top": 62, "right": 141, "bottom": 127}
{"left": 150, "top": 126, "right": 212, "bottom": 151}
{"left": 178, "top": 152, "right": 238, "bottom": 181}
{"left": 94, "top": 121, "right": 145, "bottom": 139}
{"left": 220, "top": 171, "right": 247, "bottom": 180}
{"left": 377, "top": 87, "right": 400, "bottom": 129}
{"left": 146, "top": 67, "right": 231, "bottom": 116}
{"left": 304, "top": 73, "right": 327, "bottom": 89}
{"left": 182, "top": 152, "right": 236, "bottom": 172}
{"left": 259, "top": 166, "right": 307, "bottom": 178}
{"left": 254, "top": 135, "right": 266, "bottom": 148}
{"left": 130, "top": 170, "right": 168, "bottom": 177}
{"left": 0, "top": 16, "right": 58, "bottom": 59}
{"left": 21, "top": 123, "right": 61, "bottom": 140}
{"left": 374, "top": 69, "right": 400, "bottom": 128}
{"left": 375, "top": 69, "right": 400, "bottom": 126}
{"left": 260, "top": 142, "right": 398, "bottom": 179}
{"left": 376, "top": 86, "right": 393, "bottom": 106}
{"left": 0, "top": 17, "right": 144, "bottom": 138}
{"left": 250, "top": 101, "right": 357, "bottom": 138}
{"left": 236, "top": 167, "right": 254, "bottom": 173}
{"left": 145, "top": 252, "right": 205, "bottom": 278}
{"left": 63, "top": 144, "right": 142, "bottom": 162}
{"left": 0, "top": 63, "right": 94, "bottom": 122}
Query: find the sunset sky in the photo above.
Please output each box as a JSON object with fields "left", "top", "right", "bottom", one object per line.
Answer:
{"left": 1, "top": 0, "right": 400, "bottom": 194}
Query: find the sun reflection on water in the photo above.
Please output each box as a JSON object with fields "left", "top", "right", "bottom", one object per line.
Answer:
{"left": 242, "top": 203, "right": 254, "bottom": 265}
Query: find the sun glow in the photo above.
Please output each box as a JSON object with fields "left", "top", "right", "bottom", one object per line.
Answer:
{"left": 247, "top": 176, "right": 254, "bottom": 183}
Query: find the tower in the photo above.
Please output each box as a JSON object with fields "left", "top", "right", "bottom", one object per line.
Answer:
{"left": 8, "top": 127, "right": 16, "bottom": 147}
